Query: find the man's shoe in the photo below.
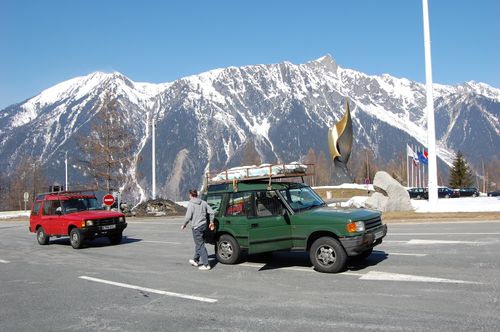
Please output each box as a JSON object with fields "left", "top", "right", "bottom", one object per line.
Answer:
{"left": 199, "top": 265, "right": 211, "bottom": 271}
{"left": 189, "top": 259, "right": 199, "bottom": 267}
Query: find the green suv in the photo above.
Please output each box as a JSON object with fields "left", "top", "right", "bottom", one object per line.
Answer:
{"left": 205, "top": 180, "right": 387, "bottom": 273}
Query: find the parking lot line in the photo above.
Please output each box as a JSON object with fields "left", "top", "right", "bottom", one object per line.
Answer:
{"left": 78, "top": 276, "right": 218, "bottom": 303}
{"left": 407, "top": 239, "right": 485, "bottom": 245}
{"left": 389, "top": 232, "right": 500, "bottom": 235}
{"left": 386, "top": 252, "right": 427, "bottom": 257}
{"left": 141, "top": 240, "right": 182, "bottom": 245}
{"left": 0, "top": 259, "right": 10, "bottom": 263}
{"left": 359, "top": 271, "right": 481, "bottom": 284}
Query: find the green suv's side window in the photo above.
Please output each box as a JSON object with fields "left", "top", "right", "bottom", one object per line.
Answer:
{"left": 254, "top": 191, "right": 283, "bottom": 217}
{"left": 225, "top": 192, "right": 254, "bottom": 216}
{"left": 207, "top": 194, "right": 223, "bottom": 215}
{"left": 279, "top": 187, "right": 324, "bottom": 212}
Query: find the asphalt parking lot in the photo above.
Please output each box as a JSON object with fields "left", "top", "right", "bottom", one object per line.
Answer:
{"left": 1, "top": 217, "right": 499, "bottom": 331}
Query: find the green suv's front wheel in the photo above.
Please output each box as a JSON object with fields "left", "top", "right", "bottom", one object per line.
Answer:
{"left": 216, "top": 234, "right": 241, "bottom": 264}
{"left": 310, "top": 237, "right": 347, "bottom": 273}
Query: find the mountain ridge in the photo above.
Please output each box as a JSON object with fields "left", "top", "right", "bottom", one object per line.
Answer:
{"left": 1, "top": 55, "right": 498, "bottom": 201}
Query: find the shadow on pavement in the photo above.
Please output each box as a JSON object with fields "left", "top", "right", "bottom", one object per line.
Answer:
{"left": 239, "top": 250, "right": 388, "bottom": 272}
{"left": 49, "top": 235, "right": 142, "bottom": 249}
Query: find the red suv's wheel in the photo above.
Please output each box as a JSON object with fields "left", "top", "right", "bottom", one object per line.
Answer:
{"left": 36, "top": 227, "right": 50, "bottom": 245}
{"left": 69, "top": 228, "right": 83, "bottom": 249}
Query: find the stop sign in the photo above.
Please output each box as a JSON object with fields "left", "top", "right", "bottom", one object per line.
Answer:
{"left": 103, "top": 194, "right": 115, "bottom": 207}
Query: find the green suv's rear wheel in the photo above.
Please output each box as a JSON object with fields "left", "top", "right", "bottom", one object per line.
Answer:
{"left": 36, "top": 227, "right": 50, "bottom": 245}
{"left": 216, "top": 234, "right": 240, "bottom": 264}
{"left": 310, "top": 237, "right": 347, "bottom": 273}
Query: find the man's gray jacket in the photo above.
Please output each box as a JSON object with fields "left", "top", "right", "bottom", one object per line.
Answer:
{"left": 183, "top": 197, "right": 214, "bottom": 229}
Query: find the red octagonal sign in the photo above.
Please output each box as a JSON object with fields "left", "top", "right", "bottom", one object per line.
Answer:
{"left": 103, "top": 194, "right": 115, "bottom": 207}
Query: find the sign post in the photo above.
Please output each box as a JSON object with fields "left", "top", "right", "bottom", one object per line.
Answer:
{"left": 23, "top": 192, "right": 29, "bottom": 211}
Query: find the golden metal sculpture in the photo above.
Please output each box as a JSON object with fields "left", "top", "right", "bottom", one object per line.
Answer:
{"left": 328, "top": 99, "right": 353, "bottom": 165}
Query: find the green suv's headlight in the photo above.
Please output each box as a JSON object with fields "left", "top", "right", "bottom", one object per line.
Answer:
{"left": 346, "top": 221, "right": 365, "bottom": 233}
{"left": 85, "top": 220, "right": 94, "bottom": 227}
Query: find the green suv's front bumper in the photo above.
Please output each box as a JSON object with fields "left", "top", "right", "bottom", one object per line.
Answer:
{"left": 340, "top": 224, "right": 387, "bottom": 256}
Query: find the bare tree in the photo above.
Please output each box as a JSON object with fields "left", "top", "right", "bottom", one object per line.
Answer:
{"left": 316, "top": 151, "right": 331, "bottom": 186}
{"left": 385, "top": 154, "right": 407, "bottom": 185}
{"left": 484, "top": 155, "right": 499, "bottom": 191}
{"left": 303, "top": 148, "right": 317, "bottom": 186}
{"left": 77, "top": 92, "right": 134, "bottom": 193}
{"left": 350, "top": 148, "right": 378, "bottom": 183}
{"left": 7, "top": 157, "right": 46, "bottom": 210}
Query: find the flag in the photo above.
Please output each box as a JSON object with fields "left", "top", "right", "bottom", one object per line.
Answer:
{"left": 406, "top": 144, "right": 414, "bottom": 157}
{"left": 407, "top": 145, "right": 419, "bottom": 166}
{"left": 418, "top": 148, "right": 428, "bottom": 164}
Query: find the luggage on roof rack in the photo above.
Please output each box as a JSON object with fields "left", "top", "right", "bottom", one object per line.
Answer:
{"left": 205, "top": 162, "right": 315, "bottom": 191}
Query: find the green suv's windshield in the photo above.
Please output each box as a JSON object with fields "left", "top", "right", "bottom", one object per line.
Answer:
{"left": 279, "top": 186, "right": 325, "bottom": 212}
{"left": 61, "top": 198, "right": 102, "bottom": 213}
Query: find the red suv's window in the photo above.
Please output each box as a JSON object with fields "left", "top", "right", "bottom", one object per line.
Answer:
{"left": 31, "top": 202, "right": 42, "bottom": 216}
{"left": 43, "top": 200, "right": 61, "bottom": 215}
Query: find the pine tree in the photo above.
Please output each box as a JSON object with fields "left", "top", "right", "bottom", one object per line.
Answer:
{"left": 448, "top": 151, "right": 474, "bottom": 188}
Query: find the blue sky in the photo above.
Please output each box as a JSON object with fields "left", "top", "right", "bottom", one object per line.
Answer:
{"left": 1, "top": 0, "right": 499, "bottom": 109}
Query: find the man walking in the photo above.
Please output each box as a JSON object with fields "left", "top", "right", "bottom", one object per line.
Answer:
{"left": 181, "top": 189, "right": 215, "bottom": 270}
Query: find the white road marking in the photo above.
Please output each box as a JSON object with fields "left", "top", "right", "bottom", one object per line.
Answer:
{"left": 384, "top": 240, "right": 409, "bottom": 243}
{"left": 142, "top": 240, "right": 182, "bottom": 245}
{"left": 407, "top": 239, "right": 483, "bottom": 245}
{"left": 78, "top": 276, "right": 217, "bottom": 303}
{"left": 359, "top": 271, "right": 480, "bottom": 284}
{"left": 387, "top": 252, "right": 427, "bottom": 257}
{"left": 390, "top": 233, "right": 500, "bottom": 235}
{"left": 0, "top": 259, "right": 10, "bottom": 263}
{"left": 127, "top": 222, "right": 184, "bottom": 225}
{"left": 240, "top": 263, "right": 315, "bottom": 273}
{"left": 239, "top": 262, "right": 481, "bottom": 284}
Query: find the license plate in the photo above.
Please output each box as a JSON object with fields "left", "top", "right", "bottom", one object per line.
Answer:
{"left": 374, "top": 230, "right": 384, "bottom": 240}
{"left": 101, "top": 224, "right": 116, "bottom": 230}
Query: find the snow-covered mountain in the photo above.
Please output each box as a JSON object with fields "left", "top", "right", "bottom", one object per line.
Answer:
{"left": 1, "top": 55, "right": 498, "bottom": 201}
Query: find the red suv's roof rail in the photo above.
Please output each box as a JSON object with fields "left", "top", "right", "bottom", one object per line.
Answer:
{"left": 35, "top": 189, "right": 98, "bottom": 201}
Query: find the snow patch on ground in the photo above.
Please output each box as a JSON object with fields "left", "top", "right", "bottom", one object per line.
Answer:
{"left": 319, "top": 184, "right": 500, "bottom": 213}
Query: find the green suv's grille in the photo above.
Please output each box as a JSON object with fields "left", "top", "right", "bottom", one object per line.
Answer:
{"left": 364, "top": 216, "right": 382, "bottom": 230}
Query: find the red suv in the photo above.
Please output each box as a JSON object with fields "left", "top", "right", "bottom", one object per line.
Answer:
{"left": 29, "top": 191, "right": 127, "bottom": 249}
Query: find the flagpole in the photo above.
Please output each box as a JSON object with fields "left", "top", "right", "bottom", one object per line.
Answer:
{"left": 422, "top": 0, "right": 438, "bottom": 205}
{"left": 406, "top": 145, "right": 410, "bottom": 187}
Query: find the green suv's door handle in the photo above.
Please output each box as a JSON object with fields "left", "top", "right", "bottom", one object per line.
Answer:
{"left": 251, "top": 223, "right": 258, "bottom": 228}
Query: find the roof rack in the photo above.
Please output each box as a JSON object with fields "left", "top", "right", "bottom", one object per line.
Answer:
{"left": 35, "top": 189, "right": 98, "bottom": 201}
{"left": 36, "top": 189, "right": 97, "bottom": 196}
{"left": 204, "top": 163, "right": 315, "bottom": 192}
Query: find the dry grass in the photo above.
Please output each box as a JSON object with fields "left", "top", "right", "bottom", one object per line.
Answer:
{"left": 314, "top": 187, "right": 372, "bottom": 199}
{"left": 382, "top": 211, "right": 500, "bottom": 223}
